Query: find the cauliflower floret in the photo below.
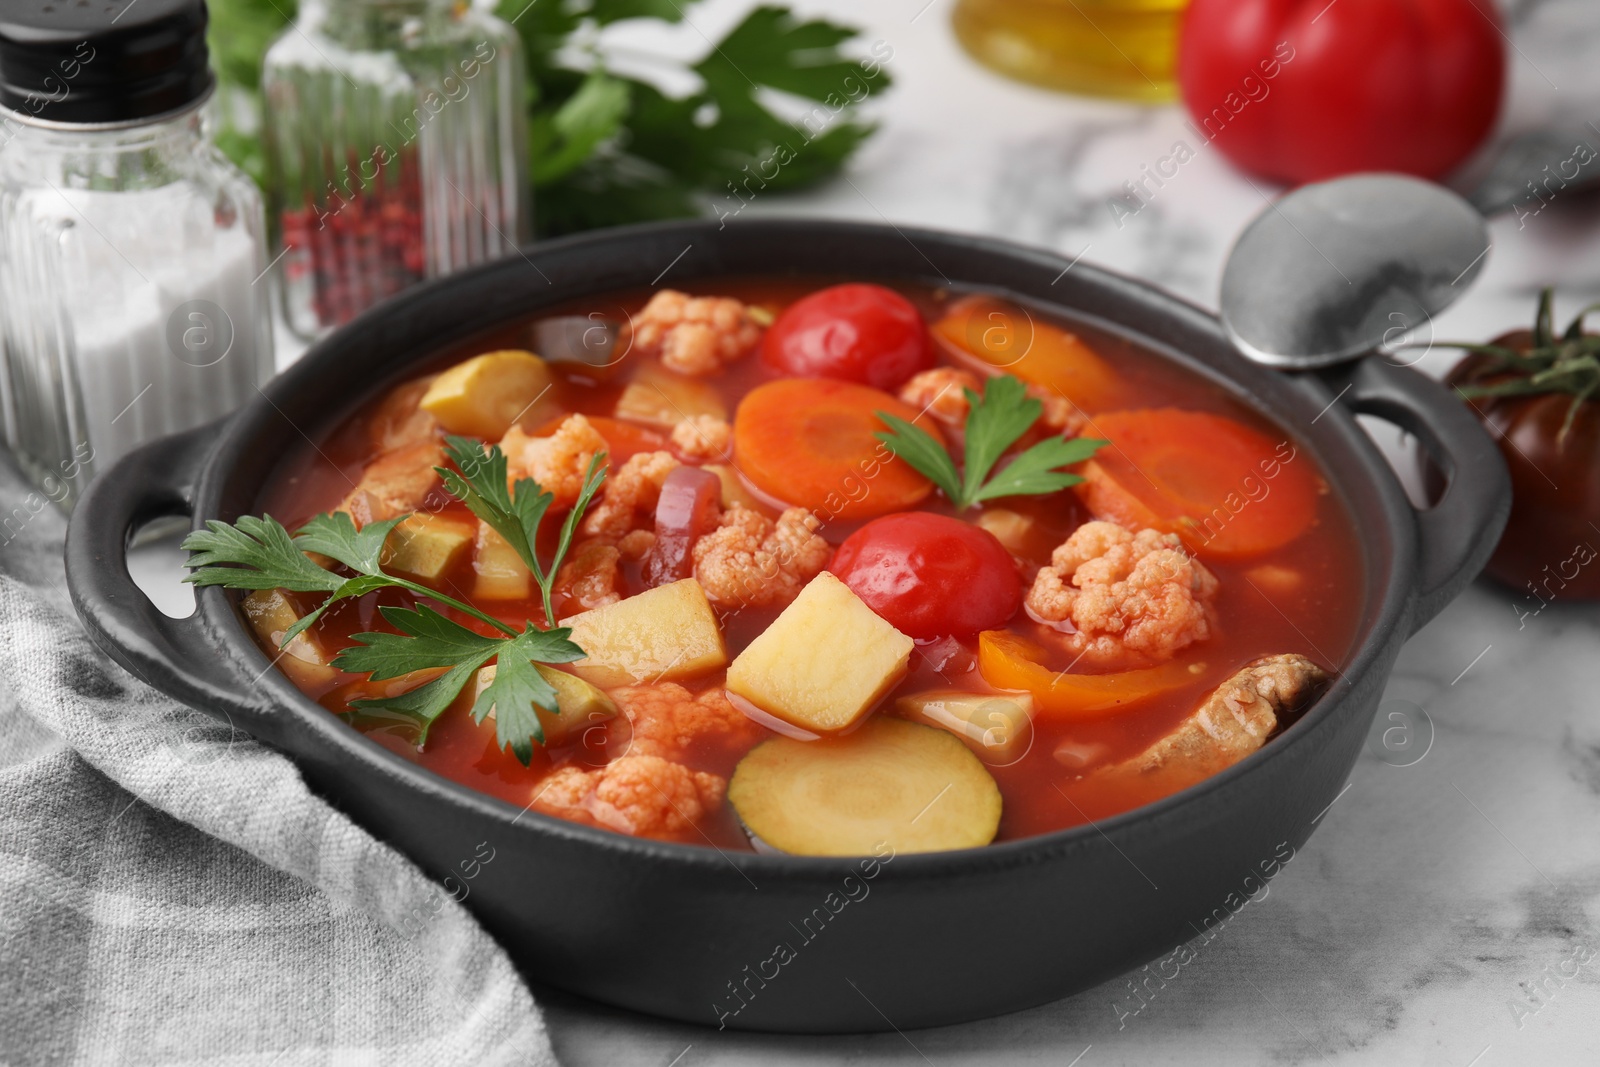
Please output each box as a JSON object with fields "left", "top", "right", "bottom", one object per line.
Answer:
{"left": 581, "top": 450, "right": 680, "bottom": 540}
{"left": 692, "top": 505, "right": 831, "bottom": 610}
{"left": 499, "top": 414, "right": 607, "bottom": 509}
{"left": 899, "top": 368, "right": 981, "bottom": 428}
{"left": 532, "top": 755, "right": 726, "bottom": 838}
{"left": 606, "top": 683, "right": 763, "bottom": 761}
{"left": 670, "top": 414, "right": 732, "bottom": 462}
{"left": 631, "top": 290, "right": 763, "bottom": 376}
{"left": 555, "top": 539, "right": 622, "bottom": 611}
{"left": 898, "top": 369, "right": 1083, "bottom": 434}
{"left": 338, "top": 439, "right": 444, "bottom": 525}
{"left": 1026, "top": 520, "right": 1218, "bottom": 668}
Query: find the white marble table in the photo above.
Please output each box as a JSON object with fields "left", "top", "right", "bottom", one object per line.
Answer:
{"left": 132, "top": 1, "right": 1600, "bottom": 1061}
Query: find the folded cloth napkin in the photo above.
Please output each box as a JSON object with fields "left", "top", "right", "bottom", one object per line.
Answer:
{"left": 0, "top": 450, "right": 557, "bottom": 1066}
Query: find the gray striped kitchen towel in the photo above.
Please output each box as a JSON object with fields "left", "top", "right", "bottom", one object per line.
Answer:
{"left": 0, "top": 448, "right": 556, "bottom": 1066}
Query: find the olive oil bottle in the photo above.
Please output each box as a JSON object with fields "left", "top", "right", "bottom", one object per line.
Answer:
{"left": 952, "top": 0, "right": 1189, "bottom": 102}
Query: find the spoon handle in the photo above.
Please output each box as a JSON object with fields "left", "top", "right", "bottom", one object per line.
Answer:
{"left": 1466, "top": 128, "right": 1600, "bottom": 217}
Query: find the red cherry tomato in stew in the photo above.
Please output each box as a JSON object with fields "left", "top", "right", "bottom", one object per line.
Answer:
{"left": 1177, "top": 0, "right": 1505, "bottom": 184}
{"left": 830, "top": 513, "right": 1021, "bottom": 639}
{"left": 761, "top": 283, "right": 934, "bottom": 390}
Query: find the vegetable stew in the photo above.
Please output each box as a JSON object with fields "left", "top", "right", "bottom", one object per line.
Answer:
{"left": 208, "top": 279, "right": 1363, "bottom": 855}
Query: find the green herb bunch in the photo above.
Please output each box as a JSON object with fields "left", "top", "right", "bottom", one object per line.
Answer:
{"left": 875, "top": 375, "right": 1107, "bottom": 512}
{"left": 183, "top": 436, "right": 604, "bottom": 763}
{"left": 206, "top": 0, "right": 890, "bottom": 236}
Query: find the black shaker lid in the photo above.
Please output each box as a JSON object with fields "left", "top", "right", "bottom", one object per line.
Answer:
{"left": 0, "top": 0, "right": 213, "bottom": 124}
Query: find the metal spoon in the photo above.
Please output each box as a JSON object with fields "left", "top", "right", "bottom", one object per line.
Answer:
{"left": 1220, "top": 130, "right": 1600, "bottom": 369}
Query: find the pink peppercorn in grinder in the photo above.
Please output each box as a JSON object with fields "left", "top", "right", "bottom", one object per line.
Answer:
{"left": 261, "top": 0, "right": 530, "bottom": 340}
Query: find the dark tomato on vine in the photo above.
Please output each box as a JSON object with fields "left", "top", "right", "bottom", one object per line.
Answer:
{"left": 761, "top": 283, "right": 934, "bottom": 390}
{"left": 830, "top": 513, "right": 1022, "bottom": 638}
{"left": 1445, "top": 304, "right": 1600, "bottom": 600}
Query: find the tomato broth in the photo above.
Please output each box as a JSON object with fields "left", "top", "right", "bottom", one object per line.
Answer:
{"left": 251, "top": 278, "right": 1365, "bottom": 853}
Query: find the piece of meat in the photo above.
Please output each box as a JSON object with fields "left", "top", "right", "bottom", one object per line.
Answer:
{"left": 531, "top": 755, "right": 726, "bottom": 839}
{"left": 604, "top": 683, "right": 764, "bottom": 761}
{"left": 669, "top": 414, "right": 732, "bottom": 462}
{"left": 499, "top": 414, "right": 608, "bottom": 510}
{"left": 581, "top": 450, "right": 681, "bottom": 540}
{"left": 337, "top": 439, "right": 444, "bottom": 525}
{"left": 1026, "top": 520, "right": 1218, "bottom": 669}
{"left": 630, "top": 290, "right": 763, "bottom": 376}
{"left": 1107, "top": 654, "right": 1329, "bottom": 785}
{"left": 897, "top": 368, "right": 1083, "bottom": 434}
{"left": 555, "top": 539, "right": 622, "bottom": 612}
{"left": 692, "top": 505, "right": 832, "bottom": 610}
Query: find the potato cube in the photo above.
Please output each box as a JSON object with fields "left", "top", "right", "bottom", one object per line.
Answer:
{"left": 894, "top": 689, "right": 1035, "bottom": 763}
{"left": 726, "top": 572, "right": 913, "bottom": 733}
{"left": 473, "top": 521, "right": 531, "bottom": 600}
{"left": 613, "top": 360, "right": 728, "bottom": 430}
{"left": 242, "top": 589, "right": 338, "bottom": 688}
{"left": 563, "top": 578, "right": 727, "bottom": 687}
{"left": 975, "top": 508, "right": 1036, "bottom": 556}
{"left": 469, "top": 664, "right": 617, "bottom": 747}
{"left": 420, "top": 350, "right": 556, "bottom": 439}
{"left": 381, "top": 513, "right": 475, "bottom": 580}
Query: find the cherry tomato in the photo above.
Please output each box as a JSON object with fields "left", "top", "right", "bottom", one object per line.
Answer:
{"left": 1177, "top": 0, "right": 1505, "bottom": 184}
{"left": 761, "top": 283, "right": 934, "bottom": 390}
{"left": 830, "top": 513, "right": 1021, "bottom": 638}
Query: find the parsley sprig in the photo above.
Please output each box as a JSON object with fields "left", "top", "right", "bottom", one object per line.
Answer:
{"left": 182, "top": 437, "right": 608, "bottom": 764}
{"left": 875, "top": 375, "right": 1106, "bottom": 511}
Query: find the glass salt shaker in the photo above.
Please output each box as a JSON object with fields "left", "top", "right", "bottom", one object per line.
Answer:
{"left": 261, "top": 0, "right": 530, "bottom": 339}
{"left": 0, "top": 0, "right": 273, "bottom": 509}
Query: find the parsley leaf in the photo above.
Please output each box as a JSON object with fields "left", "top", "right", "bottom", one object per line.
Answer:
{"left": 438, "top": 435, "right": 606, "bottom": 628}
{"left": 973, "top": 436, "right": 1108, "bottom": 503}
{"left": 184, "top": 438, "right": 611, "bottom": 765}
{"left": 471, "top": 627, "right": 586, "bottom": 761}
{"left": 876, "top": 374, "right": 1107, "bottom": 511}
{"left": 185, "top": 515, "right": 345, "bottom": 593}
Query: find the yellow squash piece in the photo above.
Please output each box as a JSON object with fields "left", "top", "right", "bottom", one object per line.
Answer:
{"left": 242, "top": 589, "right": 338, "bottom": 688}
{"left": 613, "top": 359, "right": 728, "bottom": 429}
{"left": 729, "top": 717, "right": 1002, "bottom": 856}
{"left": 563, "top": 578, "right": 727, "bottom": 687}
{"left": 469, "top": 664, "right": 618, "bottom": 746}
{"left": 420, "top": 350, "right": 556, "bottom": 439}
{"left": 894, "top": 689, "right": 1035, "bottom": 763}
{"left": 472, "top": 521, "right": 532, "bottom": 601}
{"left": 702, "top": 463, "right": 769, "bottom": 513}
{"left": 381, "top": 513, "right": 475, "bottom": 581}
{"left": 725, "top": 571, "right": 913, "bottom": 733}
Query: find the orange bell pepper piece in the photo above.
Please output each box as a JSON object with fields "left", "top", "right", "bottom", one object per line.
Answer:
{"left": 977, "top": 630, "right": 1204, "bottom": 719}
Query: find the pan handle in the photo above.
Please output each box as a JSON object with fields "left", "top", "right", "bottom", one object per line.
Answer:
{"left": 1321, "top": 359, "right": 1510, "bottom": 635}
{"left": 64, "top": 422, "right": 281, "bottom": 742}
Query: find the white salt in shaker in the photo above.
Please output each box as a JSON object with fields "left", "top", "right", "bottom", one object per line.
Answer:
{"left": 0, "top": 0, "right": 273, "bottom": 509}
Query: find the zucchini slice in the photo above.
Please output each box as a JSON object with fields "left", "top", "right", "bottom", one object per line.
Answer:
{"left": 728, "top": 717, "right": 1002, "bottom": 856}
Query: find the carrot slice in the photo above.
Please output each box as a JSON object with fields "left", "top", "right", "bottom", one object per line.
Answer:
{"left": 1076, "top": 409, "right": 1319, "bottom": 559}
{"left": 977, "top": 631, "right": 1203, "bottom": 719}
{"left": 733, "top": 378, "right": 943, "bottom": 521}
{"left": 934, "top": 295, "right": 1122, "bottom": 412}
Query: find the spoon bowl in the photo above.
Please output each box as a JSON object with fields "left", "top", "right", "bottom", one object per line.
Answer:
{"left": 1220, "top": 174, "right": 1489, "bottom": 369}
